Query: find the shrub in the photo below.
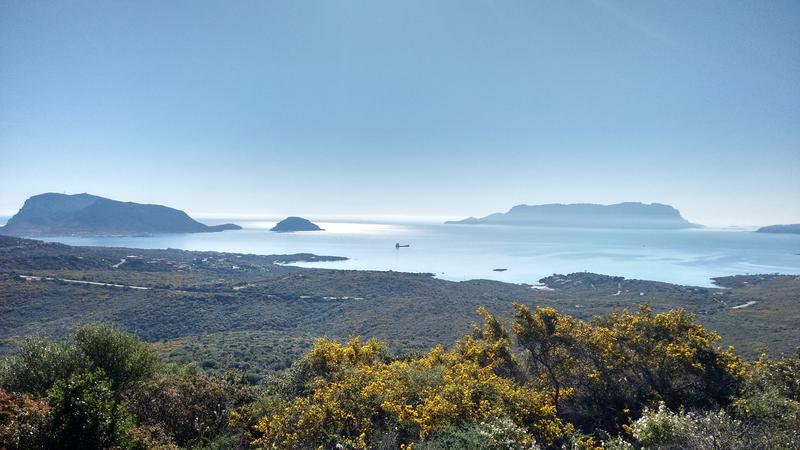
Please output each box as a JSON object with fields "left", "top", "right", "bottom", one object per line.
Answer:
{"left": 601, "top": 435, "right": 634, "bottom": 450}
{"left": 419, "top": 417, "right": 542, "bottom": 450}
{"left": 629, "top": 403, "right": 769, "bottom": 450}
{"left": 247, "top": 337, "right": 569, "bottom": 449}
{"left": 2, "top": 310, "right": 795, "bottom": 449}
{"left": 0, "top": 389, "right": 50, "bottom": 450}
{"left": 746, "top": 351, "right": 800, "bottom": 401}
{"left": 46, "top": 369, "right": 135, "bottom": 450}
{"left": 629, "top": 402, "right": 697, "bottom": 448}
{"left": 127, "top": 424, "right": 180, "bottom": 450}
{"left": 0, "top": 338, "right": 88, "bottom": 393}
{"left": 126, "top": 367, "right": 252, "bottom": 447}
{"left": 72, "top": 324, "right": 159, "bottom": 393}
{"left": 730, "top": 352, "right": 800, "bottom": 449}
{"left": 0, "top": 324, "right": 159, "bottom": 396}
{"left": 512, "top": 305, "right": 745, "bottom": 431}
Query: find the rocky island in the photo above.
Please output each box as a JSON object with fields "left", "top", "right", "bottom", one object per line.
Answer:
{"left": 0, "top": 193, "right": 241, "bottom": 237}
{"left": 446, "top": 202, "right": 699, "bottom": 229}
{"left": 270, "top": 216, "right": 324, "bottom": 232}
{"left": 756, "top": 224, "right": 800, "bottom": 234}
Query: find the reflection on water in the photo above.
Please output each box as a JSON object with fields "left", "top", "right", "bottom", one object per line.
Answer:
{"left": 228, "top": 220, "right": 408, "bottom": 235}
{"left": 31, "top": 219, "right": 800, "bottom": 287}
{"left": 314, "top": 222, "right": 408, "bottom": 235}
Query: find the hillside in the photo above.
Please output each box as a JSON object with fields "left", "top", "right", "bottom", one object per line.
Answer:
{"left": 0, "top": 193, "right": 241, "bottom": 236}
{"left": 447, "top": 202, "right": 698, "bottom": 229}
{"left": 0, "top": 236, "right": 797, "bottom": 383}
{"left": 1, "top": 235, "right": 798, "bottom": 449}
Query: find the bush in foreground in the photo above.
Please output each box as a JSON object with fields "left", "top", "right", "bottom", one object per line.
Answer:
{"left": 0, "top": 309, "right": 798, "bottom": 449}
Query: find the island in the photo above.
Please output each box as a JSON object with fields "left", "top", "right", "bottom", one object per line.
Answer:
{"left": 0, "top": 193, "right": 241, "bottom": 237}
{"left": 270, "top": 216, "right": 324, "bottom": 232}
{"left": 446, "top": 202, "right": 699, "bottom": 229}
{"left": 756, "top": 224, "right": 800, "bottom": 234}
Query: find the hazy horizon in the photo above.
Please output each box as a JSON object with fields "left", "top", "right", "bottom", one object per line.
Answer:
{"left": 2, "top": 1, "right": 798, "bottom": 227}
{"left": 0, "top": 192, "right": 787, "bottom": 228}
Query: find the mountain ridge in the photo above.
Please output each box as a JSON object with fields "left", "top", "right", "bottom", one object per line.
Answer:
{"left": 446, "top": 202, "right": 699, "bottom": 229}
{"left": 756, "top": 224, "right": 800, "bottom": 234}
{"left": 0, "top": 193, "right": 241, "bottom": 236}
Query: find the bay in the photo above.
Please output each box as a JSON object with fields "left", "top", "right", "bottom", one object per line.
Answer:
{"left": 15, "top": 218, "right": 800, "bottom": 288}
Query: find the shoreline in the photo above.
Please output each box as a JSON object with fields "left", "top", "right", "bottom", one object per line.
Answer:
{"left": 6, "top": 229, "right": 799, "bottom": 288}
{"left": 2, "top": 235, "right": 799, "bottom": 370}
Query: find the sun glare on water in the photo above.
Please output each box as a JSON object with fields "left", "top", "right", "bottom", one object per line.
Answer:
{"left": 240, "top": 220, "right": 408, "bottom": 235}
{"left": 314, "top": 222, "right": 407, "bottom": 235}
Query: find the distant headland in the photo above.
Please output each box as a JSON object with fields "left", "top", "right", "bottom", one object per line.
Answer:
{"left": 0, "top": 193, "right": 241, "bottom": 237}
{"left": 446, "top": 202, "right": 699, "bottom": 229}
{"left": 756, "top": 224, "right": 800, "bottom": 234}
{"left": 270, "top": 217, "right": 323, "bottom": 232}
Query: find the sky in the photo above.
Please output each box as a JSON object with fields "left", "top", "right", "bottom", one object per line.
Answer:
{"left": 1, "top": 0, "right": 798, "bottom": 227}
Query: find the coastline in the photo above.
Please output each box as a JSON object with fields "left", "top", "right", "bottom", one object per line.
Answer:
{"left": 2, "top": 236, "right": 798, "bottom": 372}
{"left": 8, "top": 219, "right": 797, "bottom": 288}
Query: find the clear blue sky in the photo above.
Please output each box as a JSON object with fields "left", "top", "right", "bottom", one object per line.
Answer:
{"left": 1, "top": 0, "right": 798, "bottom": 226}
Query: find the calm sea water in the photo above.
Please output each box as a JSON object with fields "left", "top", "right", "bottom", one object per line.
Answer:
{"left": 9, "top": 218, "right": 800, "bottom": 288}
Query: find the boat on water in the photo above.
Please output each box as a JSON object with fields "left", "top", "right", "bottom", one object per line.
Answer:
{"left": 395, "top": 243, "right": 410, "bottom": 248}
{"left": 493, "top": 268, "right": 508, "bottom": 272}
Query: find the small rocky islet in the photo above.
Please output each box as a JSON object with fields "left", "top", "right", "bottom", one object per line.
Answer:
{"left": 270, "top": 216, "right": 324, "bottom": 232}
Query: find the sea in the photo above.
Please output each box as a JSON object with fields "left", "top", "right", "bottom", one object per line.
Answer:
{"left": 5, "top": 217, "right": 799, "bottom": 288}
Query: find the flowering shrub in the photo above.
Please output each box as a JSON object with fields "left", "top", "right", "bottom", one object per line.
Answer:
{"left": 730, "top": 351, "right": 800, "bottom": 449}
{"left": 474, "top": 417, "right": 540, "bottom": 449}
{"left": 628, "top": 399, "right": 799, "bottom": 450}
{"left": 513, "top": 305, "right": 745, "bottom": 431}
{"left": 418, "top": 417, "right": 542, "bottom": 450}
{"left": 629, "top": 402, "right": 696, "bottom": 447}
{"left": 0, "top": 311, "right": 795, "bottom": 449}
{"left": 237, "top": 306, "right": 759, "bottom": 448}
{"left": 248, "top": 336, "right": 569, "bottom": 449}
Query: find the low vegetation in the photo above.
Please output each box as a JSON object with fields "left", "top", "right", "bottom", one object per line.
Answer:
{"left": 2, "top": 237, "right": 799, "bottom": 381}
{"left": 2, "top": 306, "right": 798, "bottom": 449}
{"left": 1, "top": 237, "right": 798, "bottom": 447}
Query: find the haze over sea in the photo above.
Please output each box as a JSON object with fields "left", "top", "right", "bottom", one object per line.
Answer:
{"left": 5, "top": 216, "right": 798, "bottom": 288}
